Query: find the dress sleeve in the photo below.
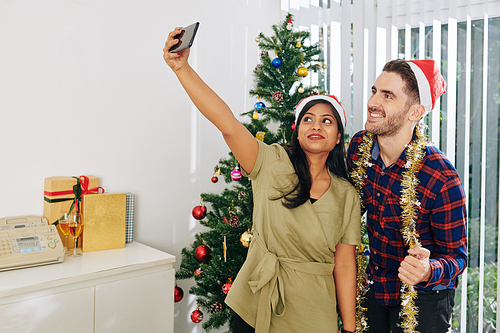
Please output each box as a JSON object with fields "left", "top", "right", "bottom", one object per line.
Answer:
{"left": 339, "top": 187, "right": 362, "bottom": 246}
{"left": 242, "top": 140, "right": 286, "bottom": 180}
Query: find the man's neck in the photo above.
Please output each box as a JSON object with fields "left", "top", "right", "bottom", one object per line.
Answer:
{"left": 376, "top": 129, "right": 414, "bottom": 168}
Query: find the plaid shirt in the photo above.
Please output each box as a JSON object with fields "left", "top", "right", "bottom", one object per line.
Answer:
{"left": 347, "top": 130, "right": 468, "bottom": 306}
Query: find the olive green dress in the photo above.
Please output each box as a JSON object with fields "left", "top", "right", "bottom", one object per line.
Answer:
{"left": 225, "top": 141, "right": 361, "bottom": 332}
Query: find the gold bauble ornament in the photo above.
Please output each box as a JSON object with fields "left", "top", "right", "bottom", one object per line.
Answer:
{"left": 255, "top": 37, "right": 260, "bottom": 42}
{"left": 252, "top": 113, "right": 259, "bottom": 120}
{"left": 240, "top": 230, "right": 253, "bottom": 248}
{"left": 297, "top": 66, "right": 308, "bottom": 77}
{"left": 322, "top": 63, "right": 328, "bottom": 69}
{"left": 298, "top": 87, "right": 305, "bottom": 94}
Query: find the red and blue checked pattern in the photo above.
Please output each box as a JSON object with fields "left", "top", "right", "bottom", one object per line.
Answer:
{"left": 347, "top": 130, "right": 468, "bottom": 306}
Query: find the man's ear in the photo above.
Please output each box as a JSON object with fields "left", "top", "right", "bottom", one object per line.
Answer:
{"left": 409, "top": 104, "right": 426, "bottom": 121}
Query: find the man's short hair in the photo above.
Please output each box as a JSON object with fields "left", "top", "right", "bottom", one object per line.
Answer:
{"left": 383, "top": 59, "right": 420, "bottom": 107}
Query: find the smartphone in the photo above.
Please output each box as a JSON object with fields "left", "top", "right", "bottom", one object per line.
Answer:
{"left": 169, "top": 22, "right": 200, "bottom": 53}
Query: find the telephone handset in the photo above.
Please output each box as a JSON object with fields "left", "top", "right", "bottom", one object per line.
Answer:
{"left": 0, "top": 216, "right": 65, "bottom": 271}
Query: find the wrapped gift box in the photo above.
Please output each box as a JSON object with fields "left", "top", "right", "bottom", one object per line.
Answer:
{"left": 81, "top": 193, "right": 127, "bottom": 252}
{"left": 43, "top": 175, "right": 100, "bottom": 225}
{"left": 44, "top": 175, "right": 100, "bottom": 249}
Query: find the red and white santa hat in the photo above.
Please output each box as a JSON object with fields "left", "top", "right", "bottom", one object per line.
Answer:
{"left": 407, "top": 60, "right": 447, "bottom": 117}
{"left": 294, "top": 94, "right": 346, "bottom": 128}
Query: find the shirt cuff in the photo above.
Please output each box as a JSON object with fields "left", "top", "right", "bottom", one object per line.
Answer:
{"left": 418, "top": 258, "right": 441, "bottom": 288}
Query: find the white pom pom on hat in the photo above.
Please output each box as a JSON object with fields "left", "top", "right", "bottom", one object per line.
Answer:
{"left": 407, "top": 60, "right": 446, "bottom": 117}
{"left": 294, "top": 94, "right": 346, "bottom": 129}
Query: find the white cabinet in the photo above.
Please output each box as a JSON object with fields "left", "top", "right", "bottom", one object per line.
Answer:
{"left": 0, "top": 286, "right": 95, "bottom": 333}
{"left": 94, "top": 270, "right": 172, "bottom": 332}
{"left": 0, "top": 242, "right": 175, "bottom": 333}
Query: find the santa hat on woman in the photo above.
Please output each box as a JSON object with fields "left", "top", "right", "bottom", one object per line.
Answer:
{"left": 407, "top": 60, "right": 447, "bottom": 117}
{"left": 294, "top": 94, "right": 347, "bottom": 129}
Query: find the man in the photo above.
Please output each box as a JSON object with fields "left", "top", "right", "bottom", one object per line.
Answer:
{"left": 346, "top": 59, "right": 467, "bottom": 332}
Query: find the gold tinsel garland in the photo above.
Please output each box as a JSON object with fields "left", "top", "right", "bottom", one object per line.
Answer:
{"left": 350, "top": 124, "right": 427, "bottom": 333}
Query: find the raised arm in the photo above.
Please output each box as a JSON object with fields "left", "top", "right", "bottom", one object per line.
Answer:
{"left": 163, "top": 27, "right": 258, "bottom": 174}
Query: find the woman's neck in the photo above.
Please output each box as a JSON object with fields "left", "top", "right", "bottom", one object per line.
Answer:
{"left": 307, "top": 153, "right": 329, "bottom": 179}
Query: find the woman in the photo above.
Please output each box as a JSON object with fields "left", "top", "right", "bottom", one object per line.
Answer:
{"left": 164, "top": 26, "right": 360, "bottom": 333}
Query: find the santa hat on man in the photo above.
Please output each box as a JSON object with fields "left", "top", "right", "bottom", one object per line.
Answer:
{"left": 407, "top": 60, "right": 447, "bottom": 117}
{"left": 294, "top": 94, "right": 347, "bottom": 129}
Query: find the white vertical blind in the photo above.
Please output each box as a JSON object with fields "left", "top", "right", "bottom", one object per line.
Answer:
{"left": 462, "top": 12, "right": 472, "bottom": 333}
{"left": 330, "top": 21, "right": 341, "bottom": 97}
{"left": 375, "top": 0, "right": 387, "bottom": 76}
{"left": 340, "top": 1, "right": 353, "bottom": 132}
{"left": 391, "top": 0, "right": 399, "bottom": 60}
{"left": 353, "top": 0, "right": 365, "bottom": 132}
{"left": 478, "top": 12, "right": 488, "bottom": 333}
{"left": 431, "top": 18, "right": 441, "bottom": 145}
{"left": 446, "top": 11, "right": 457, "bottom": 163}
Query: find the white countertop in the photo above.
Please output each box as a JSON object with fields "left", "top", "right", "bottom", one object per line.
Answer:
{"left": 0, "top": 242, "right": 176, "bottom": 299}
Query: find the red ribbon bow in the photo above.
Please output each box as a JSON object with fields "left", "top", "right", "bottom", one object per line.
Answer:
{"left": 79, "top": 175, "right": 105, "bottom": 195}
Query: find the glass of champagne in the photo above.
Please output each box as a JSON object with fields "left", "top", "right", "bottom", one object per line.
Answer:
{"left": 67, "top": 212, "right": 83, "bottom": 257}
{"left": 58, "top": 212, "right": 70, "bottom": 254}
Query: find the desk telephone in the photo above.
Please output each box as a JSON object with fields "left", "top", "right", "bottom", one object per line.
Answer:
{"left": 0, "top": 216, "right": 65, "bottom": 271}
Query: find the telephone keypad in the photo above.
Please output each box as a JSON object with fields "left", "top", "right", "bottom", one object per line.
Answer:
{"left": 0, "top": 238, "right": 13, "bottom": 256}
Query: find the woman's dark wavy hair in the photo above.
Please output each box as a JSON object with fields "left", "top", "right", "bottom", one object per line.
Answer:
{"left": 275, "top": 99, "right": 349, "bottom": 209}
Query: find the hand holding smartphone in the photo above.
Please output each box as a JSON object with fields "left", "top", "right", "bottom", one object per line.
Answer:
{"left": 169, "top": 22, "right": 200, "bottom": 53}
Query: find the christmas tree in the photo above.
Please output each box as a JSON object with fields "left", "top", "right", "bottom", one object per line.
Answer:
{"left": 174, "top": 13, "right": 327, "bottom": 331}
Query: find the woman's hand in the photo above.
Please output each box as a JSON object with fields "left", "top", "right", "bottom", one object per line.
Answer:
{"left": 163, "top": 27, "right": 190, "bottom": 72}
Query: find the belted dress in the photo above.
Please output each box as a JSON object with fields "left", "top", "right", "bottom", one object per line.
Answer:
{"left": 225, "top": 141, "right": 361, "bottom": 332}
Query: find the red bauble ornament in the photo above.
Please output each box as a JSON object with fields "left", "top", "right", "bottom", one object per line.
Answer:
{"left": 211, "top": 175, "right": 218, "bottom": 183}
{"left": 195, "top": 245, "right": 211, "bottom": 261}
{"left": 192, "top": 205, "right": 207, "bottom": 220}
{"left": 190, "top": 308, "right": 203, "bottom": 323}
{"left": 194, "top": 267, "right": 203, "bottom": 276}
{"left": 222, "top": 280, "right": 232, "bottom": 295}
{"left": 174, "top": 285, "right": 184, "bottom": 302}
{"left": 291, "top": 123, "right": 296, "bottom": 130}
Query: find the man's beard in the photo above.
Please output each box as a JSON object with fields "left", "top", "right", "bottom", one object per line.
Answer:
{"left": 365, "top": 104, "right": 410, "bottom": 137}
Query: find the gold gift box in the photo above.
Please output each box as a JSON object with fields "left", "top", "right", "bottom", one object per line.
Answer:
{"left": 81, "top": 193, "right": 127, "bottom": 252}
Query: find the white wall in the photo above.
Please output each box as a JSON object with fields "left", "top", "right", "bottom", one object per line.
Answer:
{"left": 0, "top": 0, "right": 280, "bottom": 332}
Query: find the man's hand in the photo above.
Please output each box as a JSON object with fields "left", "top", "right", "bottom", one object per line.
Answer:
{"left": 398, "top": 247, "right": 431, "bottom": 286}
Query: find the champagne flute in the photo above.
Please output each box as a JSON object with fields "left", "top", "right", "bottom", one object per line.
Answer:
{"left": 58, "top": 212, "right": 70, "bottom": 254}
{"left": 67, "top": 212, "right": 83, "bottom": 257}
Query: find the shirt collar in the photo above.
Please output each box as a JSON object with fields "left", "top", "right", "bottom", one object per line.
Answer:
{"left": 370, "top": 130, "right": 419, "bottom": 170}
